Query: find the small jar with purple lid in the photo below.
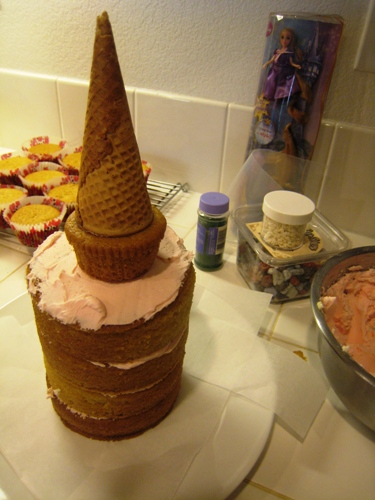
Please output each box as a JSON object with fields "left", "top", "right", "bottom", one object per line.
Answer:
{"left": 194, "top": 191, "right": 229, "bottom": 271}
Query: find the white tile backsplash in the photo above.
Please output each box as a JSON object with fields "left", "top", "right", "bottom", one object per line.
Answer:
{"left": 57, "top": 78, "right": 88, "bottom": 145}
{"left": 56, "top": 78, "right": 135, "bottom": 147}
{"left": 135, "top": 89, "right": 227, "bottom": 193}
{"left": 317, "top": 123, "right": 375, "bottom": 238}
{"left": 0, "top": 69, "right": 62, "bottom": 150}
{"left": 220, "top": 103, "right": 253, "bottom": 194}
{"left": 0, "top": 68, "right": 374, "bottom": 237}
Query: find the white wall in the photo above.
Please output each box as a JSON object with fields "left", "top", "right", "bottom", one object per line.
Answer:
{"left": 0, "top": 0, "right": 374, "bottom": 128}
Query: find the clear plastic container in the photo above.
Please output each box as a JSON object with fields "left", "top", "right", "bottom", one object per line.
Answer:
{"left": 231, "top": 204, "right": 349, "bottom": 303}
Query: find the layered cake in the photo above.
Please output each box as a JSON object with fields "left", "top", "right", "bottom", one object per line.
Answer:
{"left": 27, "top": 11, "right": 195, "bottom": 440}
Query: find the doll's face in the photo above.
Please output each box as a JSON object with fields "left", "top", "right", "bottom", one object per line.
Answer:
{"left": 280, "top": 30, "right": 293, "bottom": 48}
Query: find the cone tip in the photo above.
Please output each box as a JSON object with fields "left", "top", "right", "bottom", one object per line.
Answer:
{"left": 97, "top": 11, "right": 111, "bottom": 34}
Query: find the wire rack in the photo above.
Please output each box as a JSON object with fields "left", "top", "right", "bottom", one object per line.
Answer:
{"left": 0, "top": 180, "right": 189, "bottom": 251}
{"left": 147, "top": 180, "right": 189, "bottom": 210}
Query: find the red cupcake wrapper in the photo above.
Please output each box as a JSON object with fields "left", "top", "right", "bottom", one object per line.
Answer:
{"left": 22, "top": 136, "right": 67, "bottom": 162}
{"left": 142, "top": 160, "right": 152, "bottom": 183}
{"left": 58, "top": 146, "right": 82, "bottom": 176}
{"left": 4, "top": 195, "right": 67, "bottom": 247}
{"left": 19, "top": 161, "right": 70, "bottom": 196}
{"left": 43, "top": 175, "right": 79, "bottom": 218}
{"left": 0, "top": 184, "right": 28, "bottom": 229}
{"left": 0, "top": 152, "right": 37, "bottom": 186}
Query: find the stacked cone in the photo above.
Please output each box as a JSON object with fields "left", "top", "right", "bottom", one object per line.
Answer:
{"left": 77, "top": 11, "right": 153, "bottom": 237}
{"left": 65, "top": 11, "right": 166, "bottom": 282}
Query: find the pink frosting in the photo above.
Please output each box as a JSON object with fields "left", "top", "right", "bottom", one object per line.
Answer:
{"left": 321, "top": 267, "right": 375, "bottom": 376}
{"left": 27, "top": 227, "right": 193, "bottom": 331}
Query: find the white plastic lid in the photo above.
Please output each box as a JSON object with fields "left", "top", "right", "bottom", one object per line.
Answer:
{"left": 262, "top": 191, "right": 315, "bottom": 225}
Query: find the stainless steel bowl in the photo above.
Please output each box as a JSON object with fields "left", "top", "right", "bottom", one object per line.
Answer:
{"left": 311, "top": 246, "right": 375, "bottom": 431}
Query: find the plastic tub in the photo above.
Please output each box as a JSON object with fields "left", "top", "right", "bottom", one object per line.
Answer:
{"left": 231, "top": 204, "right": 349, "bottom": 303}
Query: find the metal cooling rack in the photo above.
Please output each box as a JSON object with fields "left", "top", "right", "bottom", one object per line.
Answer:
{"left": 0, "top": 180, "right": 189, "bottom": 251}
{"left": 147, "top": 180, "right": 189, "bottom": 210}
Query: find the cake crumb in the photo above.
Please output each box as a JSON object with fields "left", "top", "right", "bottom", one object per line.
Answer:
{"left": 293, "top": 350, "right": 307, "bottom": 361}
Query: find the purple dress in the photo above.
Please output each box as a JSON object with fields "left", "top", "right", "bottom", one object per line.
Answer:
{"left": 263, "top": 49, "right": 301, "bottom": 100}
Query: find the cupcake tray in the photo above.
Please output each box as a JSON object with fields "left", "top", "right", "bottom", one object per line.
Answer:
{"left": 0, "top": 180, "right": 189, "bottom": 253}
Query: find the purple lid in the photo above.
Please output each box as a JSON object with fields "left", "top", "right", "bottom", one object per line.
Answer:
{"left": 199, "top": 192, "right": 229, "bottom": 215}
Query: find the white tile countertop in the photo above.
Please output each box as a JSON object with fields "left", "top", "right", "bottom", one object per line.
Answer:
{"left": 0, "top": 190, "right": 374, "bottom": 500}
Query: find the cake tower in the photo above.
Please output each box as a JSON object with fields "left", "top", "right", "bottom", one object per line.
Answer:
{"left": 27, "top": 11, "right": 195, "bottom": 440}
{"left": 65, "top": 11, "right": 166, "bottom": 282}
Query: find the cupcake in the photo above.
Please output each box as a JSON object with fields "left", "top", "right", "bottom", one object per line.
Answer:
{"left": 4, "top": 195, "right": 67, "bottom": 247}
{"left": 0, "top": 184, "right": 28, "bottom": 229}
{"left": 0, "top": 152, "right": 37, "bottom": 186}
{"left": 44, "top": 175, "right": 79, "bottom": 218}
{"left": 59, "top": 146, "right": 82, "bottom": 175}
{"left": 142, "top": 160, "right": 152, "bottom": 182}
{"left": 19, "top": 162, "right": 69, "bottom": 195}
{"left": 22, "top": 136, "right": 67, "bottom": 162}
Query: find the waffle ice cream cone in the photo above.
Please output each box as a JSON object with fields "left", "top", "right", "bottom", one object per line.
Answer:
{"left": 76, "top": 11, "right": 153, "bottom": 237}
{"left": 66, "top": 11, "right": 166, "bottom": 282}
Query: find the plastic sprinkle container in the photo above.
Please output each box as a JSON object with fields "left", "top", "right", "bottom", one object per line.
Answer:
{"left": 261, "top": 191, "right": 315, "bottom": 251}
{"left": 194, "top": 192, "right": 229, "bottom": 271}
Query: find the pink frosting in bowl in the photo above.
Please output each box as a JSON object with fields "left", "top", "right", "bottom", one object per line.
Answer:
{"left": 311, "top": 246, "right": 375, "bottom": 432}
{"left": 320, "top": 267, "right": 375, "bottom": 377}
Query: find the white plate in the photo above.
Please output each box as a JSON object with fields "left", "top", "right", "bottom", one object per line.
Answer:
{"left": 0, "top": 293, "right": 273, "bottom": 500}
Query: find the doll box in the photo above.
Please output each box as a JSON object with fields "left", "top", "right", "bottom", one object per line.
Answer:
{"left": 246, "top": 12, "right": 344, "bottom": 163}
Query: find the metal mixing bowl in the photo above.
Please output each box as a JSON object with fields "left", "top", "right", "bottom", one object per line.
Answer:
{"left": 310, "top": 246, "right": 375, "bottom": 431}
